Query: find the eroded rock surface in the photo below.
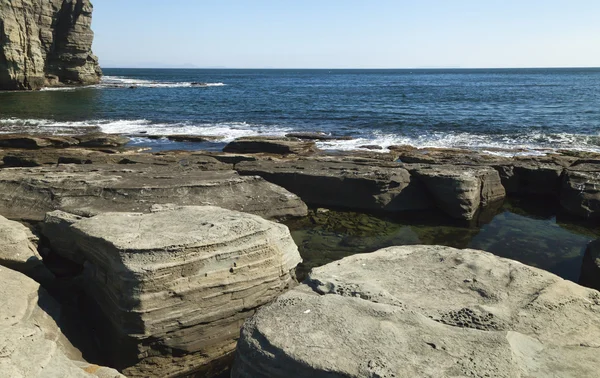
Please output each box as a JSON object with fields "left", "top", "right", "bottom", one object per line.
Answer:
{"left": 233, "top": 245, "right": 600, "bottom": 378}
{"left": 44, "top": 206, "right": 302, "bottom": 377}
{"left": 411, "top": 165, "right": 506, "bottom": 220}
{"left": 0, "top": 0, "right": 101, "bottom": 90}
{"left": 0, "top": 164, "right": 307, "bottom": 220}
{"left": 0, "top": 266, "right": 124, "bottom": 378}
{"left": 236, "top": 159, "right": 433, "bottom": 213}
{"left": 560, "top": 163, "right": 600, "bottom": 219}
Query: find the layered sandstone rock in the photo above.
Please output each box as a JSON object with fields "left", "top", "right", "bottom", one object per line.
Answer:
{"left": 0, "top": 0, "right": 101, "bottom": 90}
{"left": 43, "top": 206, "right": 302, "bottom": 377}
{"left": 0, "top": 266, "right": 124, "bottom": 378}
{"left": 411, "top": 165, "right": 506, "bottom": 220}
{"left": 560, "top": 162, "right": 600, "bottom": 219}
{"left": 236, "top": 159, "right": 433, "bottom": 213}
{"left": 233, "top": 245, "right": 600, "bottom": 378}
{"left": 0, "top": 164, "right": 308, "bottom": 220}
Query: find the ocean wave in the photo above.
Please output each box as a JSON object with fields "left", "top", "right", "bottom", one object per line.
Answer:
{"left": 100, "top": 76, "right": 226, "bottom": 88}
{"left": 1, "top": 117, "right": 599, "bottom": 156}
{"left": 32, "top": 76, "right": 226, "bottom": 91}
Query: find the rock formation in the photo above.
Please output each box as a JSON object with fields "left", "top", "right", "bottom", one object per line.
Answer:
{"left": 0, "top": 0, "right": 101, "bottom": 90}
{"left": 232, "top": 245, "right": 600, "bottom": 378}
{"left": 236, "top": 159, "right": 433, "bottom": 214}
{"left": 43, "top": 206, "right": 302, "bottom": 377}
{"left": 0, "top": 163, "right": 308, "bottom": 221}
{"left": 0, "top": 265, "right": 124, "bottom": 378}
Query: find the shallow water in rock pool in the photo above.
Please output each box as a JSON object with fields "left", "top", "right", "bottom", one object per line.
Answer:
{"left": 284, "top": 198, "right": 600, "bottom": 284}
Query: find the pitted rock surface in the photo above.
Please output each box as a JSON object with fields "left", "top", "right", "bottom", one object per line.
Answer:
{"left": 232, "top": 245, "right": 600, "bottom": 378}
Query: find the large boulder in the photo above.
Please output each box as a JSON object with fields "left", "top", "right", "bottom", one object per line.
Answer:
{"left": 236, "top": 159, "right": 433, "bottom": 213}
{"left": 43, "top": 206, "right": 302, "bottom": 377}
{"left": 411, "top": 165, "right": 506, "bottom": 220}
{"left": 0, "top": 266, "right": 124, "bottom": 378}
{"left": 223, "top": 136, "right": 317, "bottom": 155}
{"left": 233, "top": 245, "right": 600, "bottom": 378}
{"left": 560, "top": 163, "right": 600, "bottom": 219}
{"left": 580, "top": 239, "right": 600, "bottom": 291}
{"left": 0, "top": 0, "right": 101, "bottom": 90}
{"left": 0, "top": 164, "right": 307, "bottom": 220}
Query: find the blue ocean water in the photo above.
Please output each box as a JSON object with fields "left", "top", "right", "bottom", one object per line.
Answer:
{"left": 1, "top": 68, "right": 600, "bottom": 154}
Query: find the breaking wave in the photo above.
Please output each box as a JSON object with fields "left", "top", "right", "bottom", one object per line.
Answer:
{"left": 1, "top": 117, "right": 599, "bottom": 156}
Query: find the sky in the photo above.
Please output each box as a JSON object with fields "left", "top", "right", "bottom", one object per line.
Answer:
{"left": 92, "top": 0, "right": 600, "bottom": 69}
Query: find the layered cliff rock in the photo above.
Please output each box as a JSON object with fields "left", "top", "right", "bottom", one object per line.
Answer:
{"left": 0, "top": 0, "right": 101, "bottom": 90}
{"left": 43, "top": 206, "right": 303, "bottom": 377}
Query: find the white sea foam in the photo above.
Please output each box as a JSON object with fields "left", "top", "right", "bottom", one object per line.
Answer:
{"left": 101, "top": 76, "right": 225, "bottom": 88}
{"left": 31, "top": 76, "right": 226, "bottom": 91}
{"left": 1, "top": 117, "right": 598, "bottom": 156}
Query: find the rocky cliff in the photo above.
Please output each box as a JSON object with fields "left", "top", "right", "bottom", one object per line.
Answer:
{"left": 0, "top": 0, "right": 101, "bottom": 90}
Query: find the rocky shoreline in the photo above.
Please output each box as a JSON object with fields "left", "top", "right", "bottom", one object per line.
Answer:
{"left": 0, "top": 132, "right": 599, "bottom": 377}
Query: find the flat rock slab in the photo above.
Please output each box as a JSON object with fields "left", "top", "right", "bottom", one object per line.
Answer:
{"left": 0, "top": 164, "right": 307, "bottom": 220}
{"left": 0, "top": 266, "right": 124, "bottom": 378}
{"left": 223, "top": 136, "right": 317, "bottom": 155}
{"left": 233, "top": 245, "right": 600, "bottom": 378}
{"left": 45, "top": 206, "right": 302, "bottom": 377}
{"left": 236, "top": 159, "right": 433, "bottom": 213}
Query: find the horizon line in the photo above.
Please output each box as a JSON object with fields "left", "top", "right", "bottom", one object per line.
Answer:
{"left": 100, "top": 66, "right": 600, "bottom": 70}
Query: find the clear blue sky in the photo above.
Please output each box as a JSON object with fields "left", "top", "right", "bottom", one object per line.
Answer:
{"left": 92, "top": 0, "right": 600, "bottom": 69}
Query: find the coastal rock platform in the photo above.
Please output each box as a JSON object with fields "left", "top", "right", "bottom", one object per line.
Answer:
{"left": 232, "top": 245, "right": 600, "bottom": 378}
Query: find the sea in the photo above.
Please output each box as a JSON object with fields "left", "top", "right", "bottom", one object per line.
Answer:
{"left": 1, "top": 68, "right": 599, "bottom": 285}
{"left": 1, "top": 67, "right": 600, "bottom": 155}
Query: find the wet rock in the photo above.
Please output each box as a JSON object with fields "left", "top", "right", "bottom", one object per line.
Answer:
{"left": 0, "top": 164, "right": 308, "bottom": 221}
{"left": 236, "top": 159, "right": 433, "bottom": 213}
{"left": 166, "top": 134, "right": 222, "bottom": 143}
{"left": 580, "top": 239, "right": 600, "bottom": 291}
{"left": 411, "top": 165, "right": 506, "bottom": 220}
{"left": 358, "top": 144, "right": 383, "bottom": 150}
{"left": 560, "top": 163, "right": 600, "bottom": 219}
{"left": 223, "top": 136, "right": 317, "bottom": 155}
{"left": 285, "top": 132, "right": 353, "bottom": 141}
{"left": 0, "top": 134, "right": 79, "bottom": 149}
{"left": 232, "top": 245, "right": 600, "bottom": 378}
{"left": 44, "top": 206, "right": 302, "bottom": 377}
{"left": 73, "top": 133, "right": 130, "bottom": 148}
{"left": 0, "top": 266, "right": 124, "bottom": 377}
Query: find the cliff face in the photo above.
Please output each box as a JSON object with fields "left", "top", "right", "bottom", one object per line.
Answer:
{"left": 0, "top": 0, "right": 101, "bottom": 90}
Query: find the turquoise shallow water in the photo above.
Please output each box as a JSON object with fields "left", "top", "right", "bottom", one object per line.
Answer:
{"left": 1, "top": 68, "right": 600, "bottom": 154}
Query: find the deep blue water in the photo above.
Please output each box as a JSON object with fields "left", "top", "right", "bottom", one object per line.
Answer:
{"left": 1, "top": 68, "right": 600, "bottom": 153}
